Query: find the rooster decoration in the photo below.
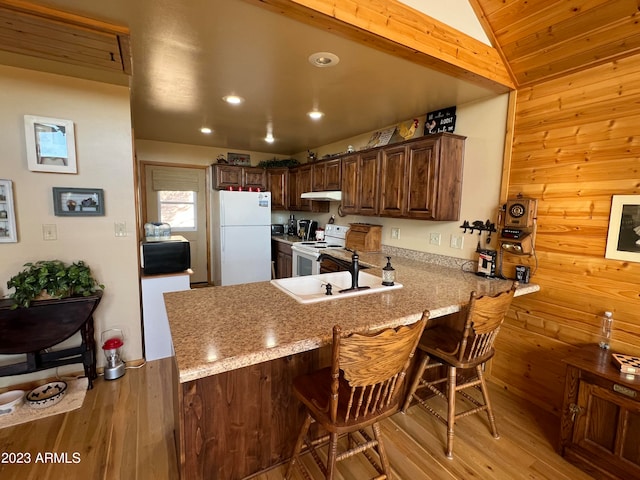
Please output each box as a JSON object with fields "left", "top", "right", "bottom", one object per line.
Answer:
{"left": 398, "top": 118, "right": 419, "bottom": 140}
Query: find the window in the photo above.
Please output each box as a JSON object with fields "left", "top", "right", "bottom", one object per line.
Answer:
{"left": 158, "top": 191, "right": 196, "bottom": 231}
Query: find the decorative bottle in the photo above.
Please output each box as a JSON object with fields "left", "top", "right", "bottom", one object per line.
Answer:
{"left": 598, "top": 311, "right": 613, "bottom": 349}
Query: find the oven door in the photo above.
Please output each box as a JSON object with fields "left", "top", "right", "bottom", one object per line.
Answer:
{"left": 291, "top": 247, "right": 321, "bottom": 277}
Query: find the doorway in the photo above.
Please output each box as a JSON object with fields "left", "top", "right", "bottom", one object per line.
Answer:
{"left": 142, "top": 163, "right": 209, "bottom": 284}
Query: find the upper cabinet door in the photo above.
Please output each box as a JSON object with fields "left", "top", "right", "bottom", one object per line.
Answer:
{"left": 213, "top": 164, "right": 242, "bottom": 189}
{"left": 405, "top": 138, "right": 438, "bottom": 220}
{"left": 357, "top": 151, "right": 380, "bottom": 215}
{"left": 267, "top": 168, "right": 288, "bottom": 211}
{"left": 243, "top": 167, "right": 267, "bottom": 190}
{"left": 379, "top": 145, "right": 407, "bottom": 217}
{"left": 340, "top": 155, "right": 358, "bottom": 215}
{"left": 323, "top": 159, "right": 342, "bottom": 190}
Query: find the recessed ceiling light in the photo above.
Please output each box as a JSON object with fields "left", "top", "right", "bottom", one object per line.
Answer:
{"left": 200, "top": 127, "right": 212, "bottom": 134}
{"left": 308, "top": 111, "right": 324, "bottom": 120}
{"left": 223, "top": 95, "right": 244, "bottom": 105}
{"left": 308, "top": 52, "right": 340, "bottom": 68}
{"left": 265, "top": 134, "right": 275, "bottom": 143}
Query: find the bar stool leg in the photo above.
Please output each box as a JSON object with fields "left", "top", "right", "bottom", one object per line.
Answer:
{"left": 326, "top": 432, "right": 339, "bottom": 480}
{"left": 446, "top": 365, "right": 457, "bottom": 459}
{"left": 285, "top": 413, "right": 312, "bottom": 479}
{"left": 402, "top": 353, "right": 428, "bottom": 412}
{"left": 372, "top": 422, "right": 391, "bottom": 475}
{"left": 477, "top": 364, "right": 500, "bottom": 439}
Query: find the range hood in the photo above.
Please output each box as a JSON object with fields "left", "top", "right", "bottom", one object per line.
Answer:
{"left": 300, "top": 191, "right": 342, "bottom": 202}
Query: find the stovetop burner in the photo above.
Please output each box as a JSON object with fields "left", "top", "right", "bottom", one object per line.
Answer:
{"left": 292, "top": 224, "right": 349, "bottom": 255}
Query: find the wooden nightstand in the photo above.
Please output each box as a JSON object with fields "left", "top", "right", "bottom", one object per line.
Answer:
{"left": 559, "top": 345, "right": 640, "bottom": 479}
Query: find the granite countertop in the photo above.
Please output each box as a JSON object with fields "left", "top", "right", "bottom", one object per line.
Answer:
{"left": 271, "top": 234, "right": 302, "bottom": 245}
{"left": 164, "top": 250, "right": 539, "bottom": 383}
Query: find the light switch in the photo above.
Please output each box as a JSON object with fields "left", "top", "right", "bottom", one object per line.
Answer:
{"left": 43, "top": 224, "right": 57, "bottom": 241}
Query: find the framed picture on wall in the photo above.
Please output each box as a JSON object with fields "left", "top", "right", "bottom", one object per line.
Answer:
{"left": 605, "top": 195, "right": 640, "bottom": 262}
{"left": 24, "top": 115, "right": 77, "bottom": 174}
{"left": 0, "top": 179, "right": 18, "bottom": 243}
{"left": 53, "top": 187, "right": 104, "bottom": 216}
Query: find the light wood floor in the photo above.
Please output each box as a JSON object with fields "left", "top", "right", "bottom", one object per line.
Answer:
{"left": 0, "top": 358, "right": 593, "bottom": 480}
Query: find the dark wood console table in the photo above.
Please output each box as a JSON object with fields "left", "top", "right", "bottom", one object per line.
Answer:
{"left": 0, "top": 292, "right": 102, "bottom": 389}
{"left": 559, "top": 345, "right": 640, "bottom": 479}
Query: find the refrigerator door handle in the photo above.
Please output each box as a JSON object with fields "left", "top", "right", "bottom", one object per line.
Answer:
{"left": 219, "top": 194, "right": 225, "bottom": 226}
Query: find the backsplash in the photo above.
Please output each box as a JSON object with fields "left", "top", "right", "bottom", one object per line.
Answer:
{"left": 381, "top": 245, "right": 470, "bottom": 269}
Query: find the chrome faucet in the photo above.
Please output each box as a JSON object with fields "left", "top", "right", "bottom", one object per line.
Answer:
{"left": 317, "top": 250, "right": 370, "bottom": 293}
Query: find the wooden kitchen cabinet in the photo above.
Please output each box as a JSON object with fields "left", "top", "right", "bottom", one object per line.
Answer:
{"left": 559, "top": 345, "right": 640, "bottom": 480}
{"left": 379, "top": 134, "right": 465, "bottom": 220}
{"left": 379, "top": 144, "right": 406, "bottom": 217}
{"left": 212, "top": 164, "right": 267, "bottom": 191}
{"left": 340, "top": 151, "right": 379, "bottom": 215}
{"left": 311, "top": 158, "right": 341, "bottom": 191}
{"left": 272, "top": 239, "right": 292, "bottom": 278}
{"left": 267, "top": 168, "right": 288, "bottom": 210}
{"left": 287, "top": 164, "right": 329, "bottom": 213}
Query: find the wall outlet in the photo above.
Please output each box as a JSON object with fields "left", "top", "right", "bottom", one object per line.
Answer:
{"left": 391, "top": 228, "right": 400, "bottom": 240}
{"left": 450, "top": 234, "right": 463, "bottom": 249}
{"left": 42, "top": 224, "right": 57, "bottom": 241}
{"left": 115, "top": 221, "right": 127, "bottom": 237}
{"left": 429, "top": 232, "right": 441, "bottom": 246}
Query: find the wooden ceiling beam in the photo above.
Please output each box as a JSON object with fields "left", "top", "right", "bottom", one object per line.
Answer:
{"left": 245, "top": 0, "right": 515, "bottom": 93}
{"left": 0, "top": 0, "right": 131, "bottom": 75}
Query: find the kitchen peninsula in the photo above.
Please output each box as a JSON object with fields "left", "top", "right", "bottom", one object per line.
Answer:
{"left": 164, "top": 251, "right": 539, "bottom": 479}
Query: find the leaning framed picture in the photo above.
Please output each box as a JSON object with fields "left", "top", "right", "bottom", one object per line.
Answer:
{"left": 24, "top": 115, "right": 77, "bottom": 174}
{"left": 0, "top": 179, "right": 18, "bottom": 243}
{"left": 53, "top": 187, "right": 104, "bottom": 216}
{"left": 605, "top": 195, "right": 640, "bottom": 262}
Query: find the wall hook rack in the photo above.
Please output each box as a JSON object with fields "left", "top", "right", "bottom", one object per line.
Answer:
{"left": 460, "top": 219, "right": 497, "bottom": 244}
{"left": 460, "top": 219, "right": 497, "bottom": 234}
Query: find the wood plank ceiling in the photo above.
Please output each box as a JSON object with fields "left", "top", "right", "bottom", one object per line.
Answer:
{"left": 469, "top": 0, "right": 640, "bottom": 87}
{"left": 0, "top": 0, "right": 130, "bottom": 75}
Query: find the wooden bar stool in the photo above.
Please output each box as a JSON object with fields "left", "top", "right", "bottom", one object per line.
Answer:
{"left": 402, "top": 283, "right": 518, "bottom": 459}
{"left": 285, "top": 315, "right": 427, "bottom": 480}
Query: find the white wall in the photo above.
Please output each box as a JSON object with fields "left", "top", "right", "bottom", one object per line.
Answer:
{"left": 0, "top": 65, "right": 141, "bottom": 387}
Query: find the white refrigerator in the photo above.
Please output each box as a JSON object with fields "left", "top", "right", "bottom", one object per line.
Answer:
{"left": 212, "top": 190, "right": 272, "bottom": 286}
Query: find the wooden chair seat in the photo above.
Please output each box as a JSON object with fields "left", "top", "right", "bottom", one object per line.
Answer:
{"left": 418, "top": 325, "right": 496, "bottom": 370}
{"left": 402, "top": 283, "right": 518, "bottom": 459}
{"left": 286, "top": 316, "right": 427, "bottom": 480}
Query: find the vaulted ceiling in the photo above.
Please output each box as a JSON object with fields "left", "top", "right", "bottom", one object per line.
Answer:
{"left": 470, "top": 0, "right": 640, "bottom": 87}
{"left": 1, "top": 0, "right": 640, "bottom": 154}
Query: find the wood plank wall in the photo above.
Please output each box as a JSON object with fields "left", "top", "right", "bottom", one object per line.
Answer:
{"left": 488, "top": 53, "right": 640, "bottom": 414}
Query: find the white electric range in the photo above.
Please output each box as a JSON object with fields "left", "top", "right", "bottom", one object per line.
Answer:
{"left": 291, "top": 224, "right": 349, "bottom": 276}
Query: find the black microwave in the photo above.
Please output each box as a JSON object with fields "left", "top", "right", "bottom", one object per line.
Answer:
{"left": 140, "top": 235, "right": 191, "bottom": 275}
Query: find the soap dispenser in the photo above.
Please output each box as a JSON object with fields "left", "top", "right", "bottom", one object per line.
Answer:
{"left": 382, "top": 256, "right": 395, "bottom": 286}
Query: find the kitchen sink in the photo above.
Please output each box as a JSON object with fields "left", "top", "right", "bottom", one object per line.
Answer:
{"left": 271, "top": 271, "right": 402, "bottom": 304}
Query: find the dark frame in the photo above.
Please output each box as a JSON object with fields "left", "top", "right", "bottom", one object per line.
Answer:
{"left": 605, "top": 194, "right": 640, "bottom": 262}
{"left": 53, "top": 187, "right": 104, "bottom": 216}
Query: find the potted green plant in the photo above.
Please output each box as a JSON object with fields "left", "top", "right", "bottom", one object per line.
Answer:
{"left": 6, "top": 260, "right": 104, "bottom": 309}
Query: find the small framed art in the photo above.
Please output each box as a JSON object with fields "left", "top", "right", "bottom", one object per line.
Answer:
{"left": 605, "top": 195, "right": 640, "bottom": 262}
{"left": 53, "top": 187, "right": 104, "bottom": 216}
{"left": 24, "top": 115, "right": 77, "bottom": 174}
{"left": 0, "top": 179, "right": 17, "bottom": 243}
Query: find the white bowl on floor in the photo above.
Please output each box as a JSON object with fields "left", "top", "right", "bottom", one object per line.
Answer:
{"left": 26, "top": 381, "right": 67, "bottom": 409}
{"left": 0, "top": 390, "right": 25, "bottom": 415}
